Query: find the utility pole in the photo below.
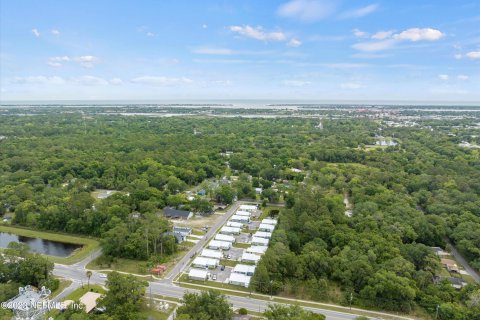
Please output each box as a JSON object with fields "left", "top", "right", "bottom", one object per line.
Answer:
{"left": 435, "top": 304, "right": 439, "bottom": 319}
{"left": 349, "top": 292, "right": 353, "bottom": 309}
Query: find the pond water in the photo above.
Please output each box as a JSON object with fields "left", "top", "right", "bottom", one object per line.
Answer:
{"left": 0, "top": 232, "right": 82, "bottom": 257}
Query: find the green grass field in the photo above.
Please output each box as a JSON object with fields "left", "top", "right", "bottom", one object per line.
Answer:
{"left": 0, "top": 225, "right": 100, "bottom": 264}
{"left": 50, "top": 279, "right": 73, "bottom": 298}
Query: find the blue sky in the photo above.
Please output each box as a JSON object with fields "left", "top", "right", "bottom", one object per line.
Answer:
{"left": 1, "top": 0, "right": 479, "bottom": 102}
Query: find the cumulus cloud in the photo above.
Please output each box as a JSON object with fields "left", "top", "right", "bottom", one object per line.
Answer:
{"left": 131, "top": 76, "right": 193, "bottom": 86}
{"left": 287, "top": 38, "right": 302, "bottom": 47}
{"left": 352, "top": 28, "right": 368, "bottom": 38}
{"left": 229, "top": 25, "right": 301, "bottom": 47}
{"left": 371, "top": 30, "right": 393, "bottom": 40}
{"left": 438, "top": 74, "right": 449, "bottom": 81}
{"left": 340, "top": 4, "right": 378, "bottom": 19}
{"left": 353, "top": 27, "right": 443, "bottom": 52}
{"left": 192, "top": 47, "right": 235, "bottom": 55}
{"left": 229, "top": 25, "right": 287, "bottom": 41}
{"left": 277, "top": 0, "right": 336, "bottom": 22}
{"left": 51, "top": 29, "right": 60, "bottom": 35}
{"left": 31, "top": 28, "right": 40, "bottom": 37}
{"left": 466, "top": 51, "right": 480, "bottom": 59}
{"left": 393, "top": 28, "right": 444, "bottom": 41}
{"left": 74, "top": 55, "right": 99, "bottom": 68}
{"left": 283, "top": 80, "right": 311, "bottom": 86}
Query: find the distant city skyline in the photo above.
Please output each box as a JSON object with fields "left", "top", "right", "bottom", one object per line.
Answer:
{"left": 1, "top": 0, "right": 479, "bottom": 102}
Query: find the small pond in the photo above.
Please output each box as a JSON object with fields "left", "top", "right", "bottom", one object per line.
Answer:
{"left": 0, "top": 232, "right": 82, "bottom": 257}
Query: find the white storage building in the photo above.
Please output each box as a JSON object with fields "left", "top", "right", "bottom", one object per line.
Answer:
{"left": 227, "top": 221, "right": 243, "bottom": 228}
{"left": 254, "top": 231, "right": 272, "bottom": 239}
{"left": 215, "top": 234, "right": 236, "bottom": 243}
{"left": 201, "top": 249, "right": 223, "bottom": 259}
{"left": 188, "top": 268, "right": 209, "bottom": 281}
{"left": 240, "top": 204, "right": 257, "bottom": 212}
{"left": 241, "top": 252, "right": 261, "bottom": 264}
{"left": 208, "top": 240, "right": 231, "bottom": 250}
{"left": 229, "top": 273, "right": 251, "bottom": 288}
{"left": 235, "top": 210, "right": 251, "bottom": 217}
{"left": 261, "top": 218, "right": 277, "bottom": 226}
{"left": 246, "top": 246, "right": 268, "bottom": 255}
{"left": 230, "top": 215, "right": 250, "bottom": 223}
{"left": 258, "top": 223, "right": 275, "bottom": 232}
{"left": 233, "top": 264, "right": 256, "bottom": 276}
{"left": 220, "top": 226, "right": 241, "bottom": 235}
{"left": 192, "top": 257, "right": 219, "bottom": 269}
{"left": 251, "top": 236, "right": 269, "bottom": 246}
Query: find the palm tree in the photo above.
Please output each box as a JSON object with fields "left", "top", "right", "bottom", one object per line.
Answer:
{"left": 86, "top": 270, "right": 92, "bottom": 288}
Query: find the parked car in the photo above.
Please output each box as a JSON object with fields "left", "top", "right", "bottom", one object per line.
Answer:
{"left": 212, "top": 273, "right": 217, "bottom": 280}
{"left": 221, "top": 265, "right": 225, "bottom": 271}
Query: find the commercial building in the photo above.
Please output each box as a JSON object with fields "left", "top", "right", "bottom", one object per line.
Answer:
{"left": 188, "top": 268, "right": 209, "bottom": 281}
{"left": 229, "top": 273, "right": 251, "bottom": 288}
{"left": 215, "top": 233, "right": 236, "bottom": 243}
{"left": 233, "top": 264, "right": 256, "bottom": 276}
{"left": 207, "top": 240, "right": 231, "bottom": 250}
{"left": 192, "top": 256, "right": 219, "bottom": 269}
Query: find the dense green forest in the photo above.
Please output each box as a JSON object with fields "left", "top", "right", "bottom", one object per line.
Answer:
{"left": 1, "top": 112, "right": 480, "bottom": 318}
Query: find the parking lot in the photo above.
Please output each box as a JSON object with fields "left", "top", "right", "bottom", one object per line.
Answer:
{"left": 223, "top": 247, "right": 244, "bottom": 261}
{"left": 209, "top": 265, "right": 232, "bottom": 283}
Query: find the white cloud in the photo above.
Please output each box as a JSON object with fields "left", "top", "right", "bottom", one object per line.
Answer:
{"left": 393, "top": 28, "right": 444, "bottom": 42}
{"left": 277, "top": 0, "right": 336, "bottom": 22}
{"left": 352, "top": 39, "right": 396, "bottom": 52}
{"left": 13, "top": 76, "right": 65, "bottom": 85}
{"left": 146, "top": 32, "right": 155, "bottom": 37}
{"left": 109, "top": 78, "right": 123, "bottom": 85}
{"left": 31, "top": 28, "right": 40, "bottom": 37}
{"left": 466, "top": 51, "right": 480, "bottom": 59}
{"left": 283, "top": 80, "right": 311, "bottom": 86}
{"left": 131, "top": 76, "right": 193, "bottom": 86}
{"left": 192, "top": 47, "right": 235, "bottom": 55}
{"left": 457, "top": 75, "right": 469, "bottom": 80}
{"left": 210, "top": 80, "right": 232, "bottom": 86}
{"left": 352, "top": 28, "right": 368, "bottom": 38}
{"left": 340, "top": 4, "right": 378, "bottom": 19}
{"left": 353, "top": 27, "right": 443, "bottom": 52}
{"left": 454, "top": 53, "right": 463, "bottom": 59}
{"left": 287, "top": 38, "right": 302, "bottom": 47}
{"left": 340, "top": 82, "right": 363, "bottom": 89}
{"left": 51, "top": 29, "right": 60, "bottom": 36}
{"left": 229, "top": 25, "right": 287, "bottom": 42}
{"left": 371, "top": 30, "right": 393, "bottom": 40}
{"left": 47, "top": 56, "right": 70, "bottom": 68}
{"left": 72, "top": 76, "right": 109, "bottom": 86}
{"left": 438, "top": 74, "right": 449, "bottom": 81}
{"left": 74, "top": 55, "right": 99, "bottom": 68}
{"left": 202, "top": 24, "right": 208, "bottom": 29}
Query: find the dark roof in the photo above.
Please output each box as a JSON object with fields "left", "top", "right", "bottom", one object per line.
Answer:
{"left": 164, "top": 207, "right": 191, "bottom": 219}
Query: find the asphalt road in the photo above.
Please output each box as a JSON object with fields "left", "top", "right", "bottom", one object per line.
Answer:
{"left": 446, "top": 239, "right": 480, "bottom": 282}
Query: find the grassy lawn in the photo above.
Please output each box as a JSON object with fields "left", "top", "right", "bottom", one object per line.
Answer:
{"left": 0, "top": 225, "right": 100, "bottom": 264}
{"left": 179, "top": 274, "right": 251, "bottom": 293}
{"left": 139, "top": 304, "right": 175, "bottom": 320}
{"left": 87, "top": 242, "right": 194, "bottom": 276}
{"left": 220, "top": 259, "right": 238, "bottom": 267}
{"left": 233, "top": 242, "right": 250, "bottom": 249}
{"left": 191, "top": 228, "right": 205, "bottom": 236}
{"left": 87, "top": 256, "right": 150, "bottom": 275}
{"left": 50, "top": 279, "right": 73, "bottom": 298}
{"left": 64, "top": 284, "right": 106, "bottom": 302}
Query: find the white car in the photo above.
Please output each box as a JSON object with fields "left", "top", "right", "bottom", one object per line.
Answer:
{"left": 212, "top": 273, "right": 217, "bottom": 280}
